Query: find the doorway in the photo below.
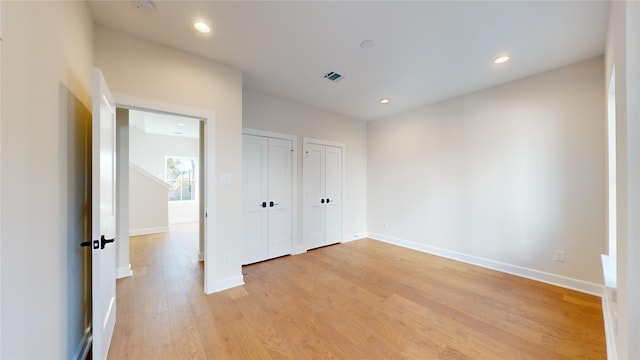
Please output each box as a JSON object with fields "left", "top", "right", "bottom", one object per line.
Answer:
{"left": 113, "top": 99, "right": 216, "bottom": 293}
{"left": 128, "top": 110, "right": 201, "bottom": 226}
{"left": 127, "top": 109, "right": 203, "bottom": 268}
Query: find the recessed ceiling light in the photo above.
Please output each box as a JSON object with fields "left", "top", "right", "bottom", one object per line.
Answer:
{"left": 379, "top": 98, "right": 390, "bottom": 104}
{"left": 494, "top": 55, "right": 510, "bottom": 64}
{"left": 194, "top": 21, "right": 211, "bottom": 34}
{"left": 177, "top": 122, "right": 185, "bottom": 126}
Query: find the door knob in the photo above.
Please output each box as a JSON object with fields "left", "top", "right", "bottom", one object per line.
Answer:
{"left": 100, "top": 235, "right": 115, "bottom": 249}
{"left": 321, "top": 199, "right": 325, "bottom": 204}
{"left": 269, "top": 201, "right": 280, "bottom": 207}
{"left": 81, "top": 235, "right": 114, "bottom": 250}
{"left": 80, "top": 240, "right": 99, "bottom": 249}
{"left": 260, "top": 202, "right": 267, "bottom": 208}
{"left": 326, "top": 198, "right": 331, "bottom": 203}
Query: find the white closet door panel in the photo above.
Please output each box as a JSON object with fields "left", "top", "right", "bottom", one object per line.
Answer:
{"left": 267, "top": 138, "right": 293, "bottom": 258}
{"left": 324, "top": 145, "right": 343, "bottom": 244}
{"left": 269, "top": 207, "right": 291, "bottom": 258}
{"left": 244, "top": 211, "right": 267, "bottom": 264}
{"left": 304, "top": 205, "right": 326, "bottom": 249}
{"left": 243, "top": 135, "right": 268, "bottom": 264}
{"left": 303, "top": 143, "right": 326, "bottom": 249}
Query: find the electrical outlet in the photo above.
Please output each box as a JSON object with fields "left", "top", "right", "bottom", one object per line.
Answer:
{"left": 223, "top": 252, "right": 231, "bottom": 264}
{"left": 554, "top": 250, "right": 565, "bottom": 262}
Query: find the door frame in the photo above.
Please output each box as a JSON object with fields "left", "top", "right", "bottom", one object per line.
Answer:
{"left": 302, "top": 137, "right": 346, "bottom": 247}
{"left": 242, "top": 128, "right": 299, "bottom": 254}
{"left": 115, "top": 94, "right": 217, "bottom": 294}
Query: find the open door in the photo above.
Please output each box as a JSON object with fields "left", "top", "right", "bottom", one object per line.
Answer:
{"left": 87, "top": 68, "right": 117, "bottom": 360}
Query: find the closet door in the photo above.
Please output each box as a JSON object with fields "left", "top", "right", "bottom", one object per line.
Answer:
{"left": 324, "top": 145, "right": 343, "bottom": 245}
{"left": 242, "top": 135, "right": 268, "bottom": 264}
{"left": 243, "top": 133, "right": 293, "bottom": 264}
{"left": 303, "top": 143, "right": 326, "bottom": 250}
{"left": 267, "top": 138, "right": 293, "bottom": 258}
{"left": 303, "top": 140, "right": 343, "bottom": 250}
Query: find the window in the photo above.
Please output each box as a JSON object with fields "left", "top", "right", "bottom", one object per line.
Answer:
{"left": 165, "top": 156, "right": 197, "bottom": 201}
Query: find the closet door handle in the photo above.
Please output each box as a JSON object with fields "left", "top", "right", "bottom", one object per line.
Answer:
{"left": 260, "top": 202, "right": 267, "bottom": 208}
{"left": 321, "top": 199, "right": 325, "bottom": 204}
{"left": 326, "top": 198, "right": 331, "bottom": 204}
{"left": 269, "top": 201, "right": 280, "bottom": 207}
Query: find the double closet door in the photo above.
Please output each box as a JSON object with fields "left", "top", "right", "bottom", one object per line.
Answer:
{"left": 303, "top": 141, "right": 343, "bottom": 250}
{"left": 243, "top": 134, "right": 293, "bottom": 264}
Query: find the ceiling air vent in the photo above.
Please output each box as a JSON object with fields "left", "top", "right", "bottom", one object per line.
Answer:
{"left": 323, "top": 71, "right": 344, "bottom": 82}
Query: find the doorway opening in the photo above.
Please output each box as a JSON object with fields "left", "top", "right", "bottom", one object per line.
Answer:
{"left": 115, "top": 106, "right": 209, "bottom": 289}
{"left": 129, "top": 109, "right": 203, "bottom": 270}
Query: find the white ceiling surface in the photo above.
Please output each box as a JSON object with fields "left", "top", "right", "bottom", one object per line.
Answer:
{"left": 129, "top": 109, "right": 200, "bottom": 138}
{"left": 89, "top": 1, "right": 610, "bottom": 121}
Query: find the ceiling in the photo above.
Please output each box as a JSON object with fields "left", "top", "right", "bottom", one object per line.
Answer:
{"left": 129, "top": 109, "right": 200, "bottom": 138}
{"left": 88, "top": 1, "right": 610, "bottom": 121}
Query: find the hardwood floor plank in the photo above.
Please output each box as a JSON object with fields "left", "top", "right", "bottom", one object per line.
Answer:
{"left": 233, "top": 294, "right": 295, "bottom": 359}
{"left": 108, "top": 224, "right": 605, "bottom": 359}
{"left": 172, "top": 326, "right": 207, "bottom": 360}
{"left": 223, "top": 318, "right": 274, "bottom": 360}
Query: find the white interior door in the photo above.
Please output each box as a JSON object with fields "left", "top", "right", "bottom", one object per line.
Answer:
{"left": 242, "top": 134, "right": 293, "bottom": 263}
{"left": 324, "top": 145, "right": 343, "bottom": 245}
{"left": 243, "top": 134, "right": 269, "bottom": 264}
{"left": 267, "top": 138, "right": 293, "bottom": 258}
{"left": 303, "top": 140, "right": 344, "bottom": 250}
{"left": 303, "top": 143, "right": 326, "bottom": 249}
{"left": 90, "top": 68, "right": 117, "bottom": 360}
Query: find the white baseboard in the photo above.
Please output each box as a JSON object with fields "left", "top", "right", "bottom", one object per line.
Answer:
{"left": 117, "top": 264, "right": 133, "bottom": 279}
{"left": 197, "top": 251, "right": 204, "bottom": 261}
{"left": 342, "top": 232, "right": 368, "bottom": 243}
{"left": 129, "top": 226, "right": 169, "bottom": 236}
{"left": 214, "top": 275, "right": 245, "bottom": 292}
{"left": 368, "top": 232, "right": 603, "bottom": 297}
{"left": 72, "top": 326, "right": 92, "bottom": 360}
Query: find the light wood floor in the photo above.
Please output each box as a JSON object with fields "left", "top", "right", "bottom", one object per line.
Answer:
{"left": 108, "top": 224, "right": 606, "bottom": 359}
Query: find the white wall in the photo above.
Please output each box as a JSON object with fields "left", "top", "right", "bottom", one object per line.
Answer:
{"left": 605, "top": 1, "right": 640, "bottom": 358}
{"left": 169, "top": 201, "right": 199, "bottom": 224}
{"left": 129, "top": 124, "right": 199, "bottom": 180}
{"left": 242, "top": 89, "right": 368, "bottom": 249}
{"left": 1, "top": 2, "right": 93, "bottom": 358}
{"left": 94, "top": 26, "right": 244, "bottom": 290}
{"left": 367, "top": 57, "right": 606, "bottom": 291}
{"left": 129, "top": 165, "right": 170, "bottom": 235}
